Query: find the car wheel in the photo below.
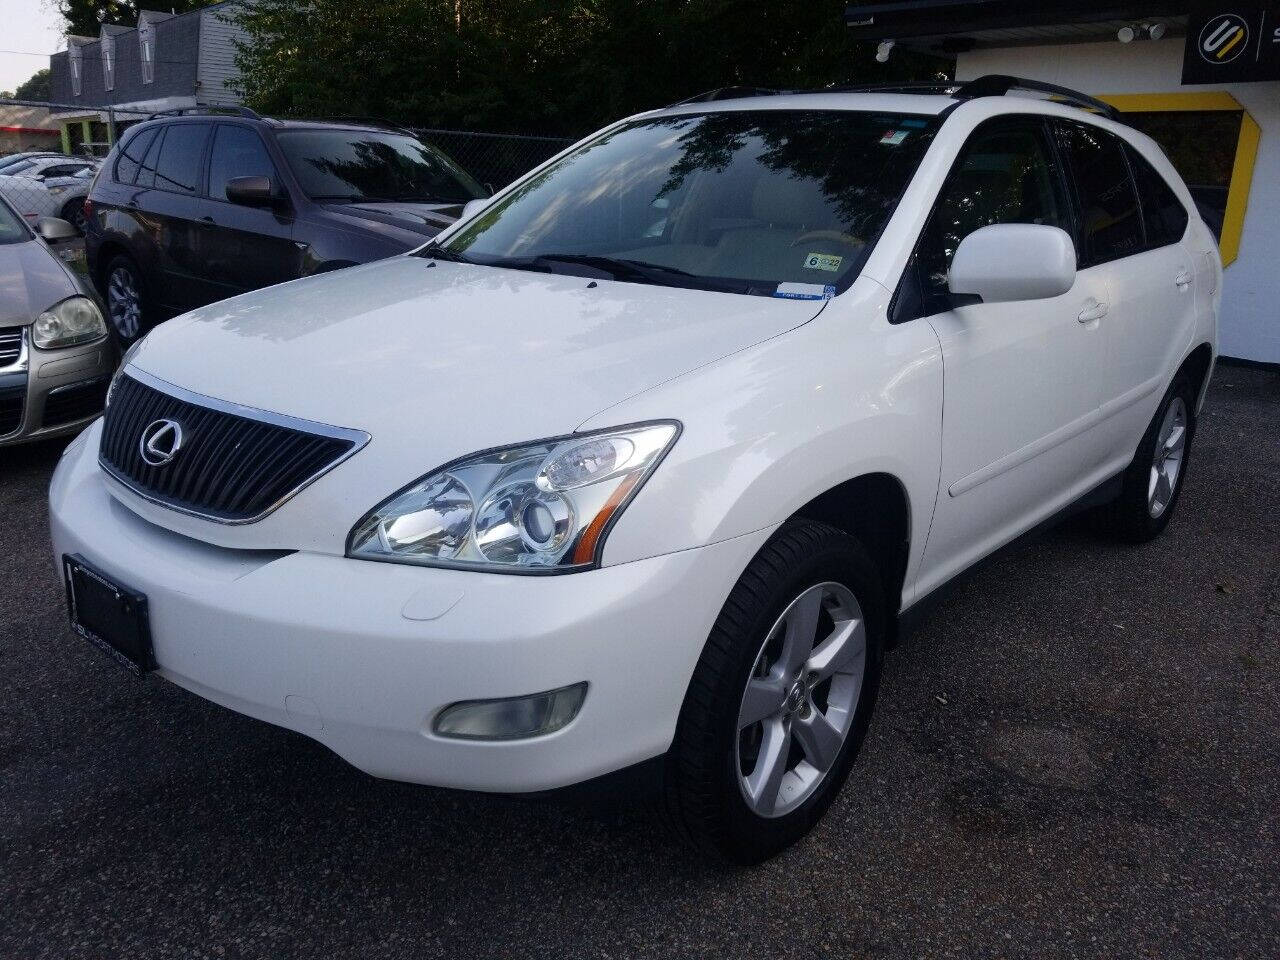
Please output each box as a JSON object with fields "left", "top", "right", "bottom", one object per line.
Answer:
{"left": 103, "top": 255, "right": 149, "bottom": 345}
{"left": 60, "top": 197, "right": 87, "bottom": 235}
{"left": 1095, "top": 376, "right": 1197, "bottom": 543}
{"left": 661, "top": 519, "right": 885, "bottom": 864}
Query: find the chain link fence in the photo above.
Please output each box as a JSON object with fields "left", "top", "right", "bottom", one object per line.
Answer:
{"left": 411, "top": 128, "right": 572, "bottom": 192}
{"left": 0, "top": 98, "right": 571, "bottom": 237}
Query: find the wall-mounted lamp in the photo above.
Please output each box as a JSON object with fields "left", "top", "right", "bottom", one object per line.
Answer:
{"left": 1118, "top": 23, "right": 1166, "bottom": 43}
{"left": 876, "top": 39, "right": 896, "bottom": 63}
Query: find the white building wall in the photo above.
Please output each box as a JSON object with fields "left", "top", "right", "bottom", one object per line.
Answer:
{"left": 958, "top": 41, "right": 1280, "bottom": 364}
{"left": 197, "top": 4, "right": 249, "bottom": 106}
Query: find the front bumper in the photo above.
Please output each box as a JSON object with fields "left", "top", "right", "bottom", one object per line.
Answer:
{"left": 0, "top": 329, "right": 114, "bottom": 446}
{"left": 49, "top": 421, "right": 773, "bottom": 792}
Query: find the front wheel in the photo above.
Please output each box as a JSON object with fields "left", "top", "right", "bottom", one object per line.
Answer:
{"left": 60, "top": 197, "right": 87, "bottom": 235}
{"left": 662, "top": 520, "right": 885, "bottom": 864}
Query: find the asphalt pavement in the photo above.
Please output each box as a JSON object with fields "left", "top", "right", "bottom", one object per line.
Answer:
{"left": 2, "top": 364, "right": 1276, "bottom": 959}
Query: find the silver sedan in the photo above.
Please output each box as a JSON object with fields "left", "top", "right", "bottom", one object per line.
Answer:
{"left": 0, "top": 196, "right": 116, "bottom": 446}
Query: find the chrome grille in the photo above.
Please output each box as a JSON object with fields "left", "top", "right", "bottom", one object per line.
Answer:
{"left": 98, "top": 369, "right": 369, "bottom": 524}
{"left": 0, "top": 327, "right": 22, "bottom": 368}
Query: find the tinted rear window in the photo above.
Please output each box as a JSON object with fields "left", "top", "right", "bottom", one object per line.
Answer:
{"left": 1056, "top": 121, "right": 1143, "bottom": 265}
{"left": 115, "top": 128, "right": 157, "bottom": 184}
{"left": 151, "top": 122, "right": 210, "bottom": 194}
{"left": 1126, "top": 145, "right": 1189, "bottom": 248}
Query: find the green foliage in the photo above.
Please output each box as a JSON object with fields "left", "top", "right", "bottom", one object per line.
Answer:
{"left": 230, "top": 0, "right": 949, "bottom": 136}
{"left": 13, "top": 69, "right": 53, "bottom": 101}
{"left": 56, "top": 0, "right": 217, "bottom": 38}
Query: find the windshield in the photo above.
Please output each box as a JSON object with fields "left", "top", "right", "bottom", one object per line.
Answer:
{"left": 0, "top": 196, "right": 30, "bottom": 244}
{"left": 276, "top": 129, "right": 485, "bottom": 204}
{"left": 441, "top": 110, "right": 934, "bottom": 297}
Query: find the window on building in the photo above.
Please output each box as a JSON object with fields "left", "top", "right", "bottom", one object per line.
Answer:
{"left": 151, "top": 123, "right": 211, "bottom": 194}
{"left": 208, "top": 125, "right": 277, "bottom": 202}
{"left": 916, "top": 118, "right": 1072, "bottom": 299}
{"left": 1125, "top": 145, "right": 1189, "bottom": 249}
{"left": 115, "top": 127, "right": 158, "bottom": 184}
{"left": 69, "top": 46, "right": 83, "bottom": 97}
{"left": 102, "top": 36, "right": 115, "bottom": 91}
{"left": 1055, "top": 121, "right": 1144, "bottom": 266}
{"left": 139, "top": 22, "right": 155, "bottom": 84}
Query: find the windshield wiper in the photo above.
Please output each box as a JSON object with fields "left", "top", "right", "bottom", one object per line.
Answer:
{"left": 492, "top": 253, "right": 747, "bottom": 292}
{"left": 415, "top": 242, "right": 473, "bottom": 264}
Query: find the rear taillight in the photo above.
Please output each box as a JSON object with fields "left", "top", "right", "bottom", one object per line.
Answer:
{"left": 82, "top": 196, "right": 95, "bottom": 221}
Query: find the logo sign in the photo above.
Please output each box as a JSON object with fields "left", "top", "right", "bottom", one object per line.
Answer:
{"left": 139, "top": 418, "right": 184, "bottom": 466}
{"left": 1183, "top": 2, "right": 1280, "bottom": 84}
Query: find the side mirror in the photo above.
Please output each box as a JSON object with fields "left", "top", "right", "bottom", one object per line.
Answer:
{"left": 36, "top": 217, "right": 79, "bottom": 243}
{"left": 225, "top": 175, "right": 276, "bottom": 206}
{"left": 949, "top": 224, "right": 1077, "bottom": 304}
{"left": 461, "top": 197, "right": 491, "bottom": 220}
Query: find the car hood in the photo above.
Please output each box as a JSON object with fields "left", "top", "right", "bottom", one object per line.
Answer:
{"left": 0, "top": 237, "right": 82, "bottom": 327}
{"left": 317, "top": 200, "right": 464, "bottom": 237}
{"left": 127, "top": 256, "right": 823, "bottom": 505}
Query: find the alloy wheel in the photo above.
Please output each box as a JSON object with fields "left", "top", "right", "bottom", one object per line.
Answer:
{"left": 1148, "top": 396, "right": 1187, "bottom": 518}
{"left": 107, "top": 266, "right": 142, "bottom": 340}
{"left": 735, "top": 581, "right": 866, "bottom": 818}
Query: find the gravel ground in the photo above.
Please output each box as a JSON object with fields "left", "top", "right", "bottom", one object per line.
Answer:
{"left": 2, "top": 364, "right": 1277, "bottom": 960}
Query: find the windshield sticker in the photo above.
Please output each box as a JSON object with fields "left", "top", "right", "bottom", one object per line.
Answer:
{"left": 775, "top": 283, "right": 836, "bottom": 301}
{"left": 880, "top": 129, "right": 909, "bottom": 146}
{"left": 803, "top": 252, "right": 843, "bottom": 272}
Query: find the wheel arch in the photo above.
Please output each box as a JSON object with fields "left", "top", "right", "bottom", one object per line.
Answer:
{"left": 1177, "top": 342, "right": 1215, "bottom": 414}
{"left": 790, "top": 472, "right": 911, "bottom": 637}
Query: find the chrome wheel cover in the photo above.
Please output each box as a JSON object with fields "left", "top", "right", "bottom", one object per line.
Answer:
{"left": 1148, "top": 396, "right": 1187, "bottom": 518}
{"left": 735, "top": 581, "right": 866, "bottom": 819}
{"left": 107, "top": 266, "right": 142, "bottom": 339}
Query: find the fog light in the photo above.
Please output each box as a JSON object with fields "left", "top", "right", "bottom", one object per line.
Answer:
{"left": 432, "top": 682, "right": 587, "bottom": 741}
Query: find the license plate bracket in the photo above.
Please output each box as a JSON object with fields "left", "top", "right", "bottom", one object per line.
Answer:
{"left": 63, "top": 554, "right": 155, "bottom": 676}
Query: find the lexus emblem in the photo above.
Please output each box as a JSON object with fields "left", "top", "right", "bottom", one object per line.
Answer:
{"left": 139, "top": 418, "right": 185, "bottom": 466}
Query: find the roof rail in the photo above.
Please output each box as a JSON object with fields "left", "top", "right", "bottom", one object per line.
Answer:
{"left": 952, "top": 75, "right": 1120, "bottom": 121}
{"left": 672, "top": 86, "right": 786, "bottom": 106}
{"left": 305, "top": 116, "right": 418, "bottom": 135}
{"left": 828, "top": 81, "right": 962, "bottom": 96}
{"left": 147, "top": 105, "right": 262, "bottom": 120}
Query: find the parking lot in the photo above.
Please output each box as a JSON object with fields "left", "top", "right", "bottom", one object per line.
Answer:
{"left": 1, "top": 364, "right": 1276, "bottom": 959}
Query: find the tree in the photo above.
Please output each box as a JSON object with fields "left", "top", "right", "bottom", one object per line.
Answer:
{"left": 229, "top": 0, "right": 950, "bottom": 137}
{"left": 55, "top": 0, "right": 217, "bottom": 37}
{"left": 13, "top": 68, "right": 53, "bottom": 101}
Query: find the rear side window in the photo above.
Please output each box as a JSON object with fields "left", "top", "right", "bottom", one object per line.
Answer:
{"left": 151, "top": 122, "right": 211, "bottom": 194}
{"left": 1126, "top": 145, "right": 1189, "bottom": 248}
{"left": 115, "top": 128, "right": 157, "bottom": 184}
{"left": 1056, "top": 121, "right": 1143, "bottom": 265}
{"left": 208, "top": 125, "right": 277, "bottom": 202}
{"left": 915, "top": 118, "right": 1072, "bottom": 303}
{"left": 135, "top": 128, "right": 165, "bottom": 188}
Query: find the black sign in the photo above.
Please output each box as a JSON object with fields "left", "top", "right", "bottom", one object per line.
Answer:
{"left": 1183, "top": 2, "right": 1280, "bottom": 84}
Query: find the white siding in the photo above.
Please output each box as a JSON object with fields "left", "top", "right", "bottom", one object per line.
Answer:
{"left": 197, "top": 3, "right": 248, "bottom": 106}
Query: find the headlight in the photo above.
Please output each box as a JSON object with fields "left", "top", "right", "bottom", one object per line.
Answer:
{"left": 348, "top": 421, "right": 679, "bottom": 572}
{"left": 32, "top": 296, "right": 106, "bottom": 350}
{"left": 48, "top": 185, "right": 67, "bottom": 195}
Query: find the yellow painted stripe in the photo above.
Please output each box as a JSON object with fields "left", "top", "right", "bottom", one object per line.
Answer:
{"left": 1097, "top": 91, "right": 1242, "bottom": 112}
{"left": 1221, "top": 110, "right": 1260, "bottom": 267}
{"left": 1216, "top": 26, "right": 1245, "bottom": 59}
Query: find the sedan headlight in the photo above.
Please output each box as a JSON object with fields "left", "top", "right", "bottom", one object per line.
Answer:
{"left": 33, "top": 296, "right": 106, "bottom": 350}
{"left": 348, "top": 421, "right": 679, "bottom": 572}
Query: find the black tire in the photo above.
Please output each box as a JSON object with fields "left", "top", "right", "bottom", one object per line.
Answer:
{"left": 661, "top": 519, "right": 886, "bottom": 864}
{"left": 102, "top": 254, "right": 152, "bottom": 347}
{"left": 1094, "top": 375, "right": 1198, "bottom": 543}
{"left": 60, "top": 197, "right": 87, "bottom": 235}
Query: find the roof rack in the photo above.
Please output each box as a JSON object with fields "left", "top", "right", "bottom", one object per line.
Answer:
{"left": 951, "top": 75, "right": 1120, "bottom": 120}
{"left": 147, "top": 105, "right": 261, "bottom": 120}
{"left": 666, "top": 75, "right": 1120, "bottom": 122}
{"left": 304, "top": 116, "right": 418, "bottom": 135}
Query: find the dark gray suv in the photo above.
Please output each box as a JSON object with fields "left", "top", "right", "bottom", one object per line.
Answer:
{"left": 85, "top": 108, "right": 487, "bottom": 343}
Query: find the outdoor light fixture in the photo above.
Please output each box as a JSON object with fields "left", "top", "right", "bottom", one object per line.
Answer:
{"left": 876, "top": 39, "right": 895, "bottom": 62}
{"left": 1118, "top": 24, "right": 1139, "bottom": 42}
{"left": 1118, "top": 23, "right": 1166, "bottom": 42}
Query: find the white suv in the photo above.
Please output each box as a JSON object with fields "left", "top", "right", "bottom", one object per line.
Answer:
{"left": 50, "top": 77, "right": 1219, "bottom": 863}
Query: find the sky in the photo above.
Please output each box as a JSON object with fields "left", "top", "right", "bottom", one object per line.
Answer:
{"left": 1, "top": 0, "right": 65, "bottom": 95}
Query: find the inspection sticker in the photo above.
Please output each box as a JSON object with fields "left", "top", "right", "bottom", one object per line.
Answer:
{"left": 880, "top": 129, "right": 909, "bottom": 145}
{"left": 803, "top": 252, "right": 843, "bottom": 272}
{"left": 775, "top": 282, "right": 836, "bottom": 301}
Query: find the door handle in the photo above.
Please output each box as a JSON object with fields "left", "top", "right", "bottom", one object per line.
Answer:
{"left": 1175, "top": 271, "right": 1192, "bottom": 290}
{"left": 1078, "top": 300, "right": 1108, "bottom": 323}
